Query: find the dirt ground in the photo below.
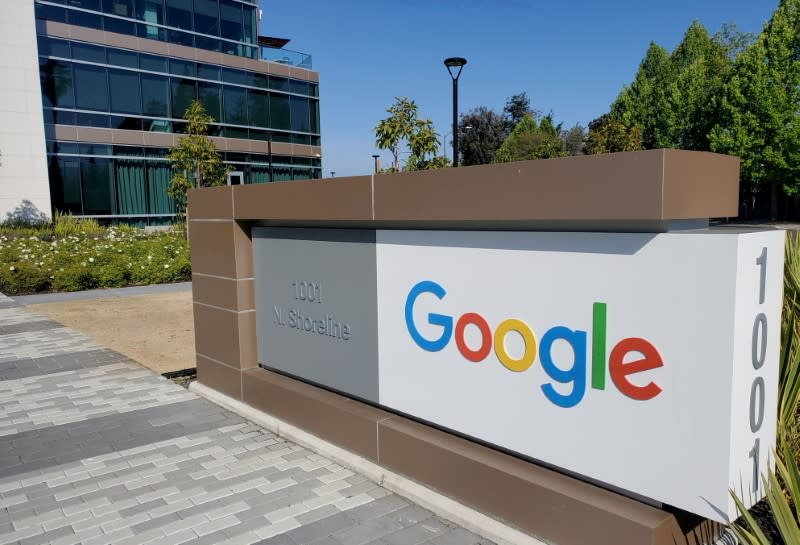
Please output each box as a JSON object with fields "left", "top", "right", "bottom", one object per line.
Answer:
{"left": 27, "top": 291, "right": 195, "bottom": 374}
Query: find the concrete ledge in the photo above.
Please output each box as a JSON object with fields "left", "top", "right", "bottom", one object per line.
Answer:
{"left": 241, "top": 368, "right": 391, "bottom": 462}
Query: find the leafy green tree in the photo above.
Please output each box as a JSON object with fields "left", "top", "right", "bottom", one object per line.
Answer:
{"left": 586, "top": 114, "right": 643, "bottom": 154}
{"left": 612, "top": 42, "right": 674, "bottom": 148}
{"left": 168, "top": 100, "right": 229, "bottom": 215}
{"left": 492, "top": 114, "right": 566, "bottom": 163}
{"left": 375, "top": 97, "right": 447, "bottom": 172}
{"left": 457, "top": 106, "right": 506, "bottom": 166}
{"left": 612, "top": 22, "right": 738, "bottom": 152}
{"left": 562, "top": 124, "right": 587, "bottom": 156}
{"left": 503, "top": 92, "right": 536, "bottom": 131}
{"left": 710, "top": 0, "right": 800, "bottom": 220}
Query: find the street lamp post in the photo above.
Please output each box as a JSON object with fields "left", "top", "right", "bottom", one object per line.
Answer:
{"left": 372, "top": 154, "right": 380, "bottom": 174}
{"left": 444, "top": 57, "right": 467, "bottom": 167}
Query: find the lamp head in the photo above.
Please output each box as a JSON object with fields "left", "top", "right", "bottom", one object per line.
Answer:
{"left": 444, "top": 57, "right": 467, "bottom": 80}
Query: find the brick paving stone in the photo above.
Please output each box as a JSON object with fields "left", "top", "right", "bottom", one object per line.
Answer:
{"left": 0, "top": 295, "right": 497, "bottom": 545}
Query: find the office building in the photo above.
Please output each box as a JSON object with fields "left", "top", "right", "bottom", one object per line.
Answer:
{"left": 0, "top": 0, "right": 321, "bottom": 224}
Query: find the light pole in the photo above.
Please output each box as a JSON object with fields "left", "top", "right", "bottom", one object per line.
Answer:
{"left": 444, "top": 57, "right": 467, "bottom": 167}
{"left": 372, "top": 154, "right": 380, "bottom": 174}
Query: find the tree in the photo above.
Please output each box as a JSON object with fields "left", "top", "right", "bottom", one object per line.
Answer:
{"left": 562, "top": 124, "right": 587, "bottom": 156}
{"left": 492, "top": 114, "right": 566, "bottom": 163}
{"left": 375, "top": 97, "right": 447, "bottom": 172}
{"left": 503, "top": 92, "right": 536, "bottom": 131}
{"left": 611, "top": 42, "right": 674, "bottom": 148}
{"left": 168, "top": 100, "right": 229, "bottom": 215}
{"left": 585, "top": 114, "right": 643, "bottom": 154}
{"left": 457, "top": 107, "right": 506, "bottom": 166}
{"left": 710, "top": 0, "right": 800, "bottom": 220}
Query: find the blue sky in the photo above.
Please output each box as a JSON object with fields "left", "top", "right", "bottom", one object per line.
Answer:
{"left": 261, "top": 1, "right": 778, "bottom": 177}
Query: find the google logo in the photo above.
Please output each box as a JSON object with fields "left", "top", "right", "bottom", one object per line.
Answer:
{"left": 404, "top": 280, "right": 664, "bottom": 408}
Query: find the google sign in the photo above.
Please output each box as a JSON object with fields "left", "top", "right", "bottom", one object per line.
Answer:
{"left": 404, "top": 280, "right": 663, "bottom": 408}
{"left": 376, "top": 229, "right": 784, "bottom": 523}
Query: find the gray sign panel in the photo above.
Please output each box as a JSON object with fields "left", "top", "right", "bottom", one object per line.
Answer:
{"left": 252, "top": 227, "right": 379, "bottom": 402}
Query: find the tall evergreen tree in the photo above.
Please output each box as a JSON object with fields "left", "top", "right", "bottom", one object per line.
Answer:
{"left": 457, "top": 107, "right": 506, "bottom": 166}
{"left": 711, "top": 0, "right": 800, "bottom": 219}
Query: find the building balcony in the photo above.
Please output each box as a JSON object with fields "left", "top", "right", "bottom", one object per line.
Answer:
{"left": 260, "top": 46, "right": 312, "bottom": 69}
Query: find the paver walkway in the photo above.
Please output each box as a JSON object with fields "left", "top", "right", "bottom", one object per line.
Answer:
{"left": 0, "top": 292, "right": 491, "bottom": 545}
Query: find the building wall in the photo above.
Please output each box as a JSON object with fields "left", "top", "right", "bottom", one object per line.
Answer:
{"left": 0, "top": 0, "right": 52, "bottom": 222}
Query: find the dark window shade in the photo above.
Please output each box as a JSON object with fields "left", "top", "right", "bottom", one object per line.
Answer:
{"left": 193, "top": 0, "right": 218, "bottom": 36}
{"left": 81, "top": 159, "right": 114, "bottom": 215}
{"left": 290, "top": 96, "right": 310, "bottom": 133}
{"left": 73, "top": 64, "right": 109, "bottom": 111}
{"left": 269, "top": 94, "right": 290, "bottom": 131}
{"left": 109, "top": 69, "right": 142, "bottom": 114}
{"left": 223, "top": 86, "right": 247, "bottom": 125}
{"left": 165, "top": 0, "right": 192, "bottom": 29}
{"left": 170, "top": 78, "right": 196, "bottom": 119}
{"left": 197, "top": 81, "right": 222, "bottom": 122}
{"left": 141, "top": 73, "right": 170, "bottom": 117}
{"left": 219, "top": 0, "right": 242, "bottom": 41}
{"left": 247, "top": 89, "right": 268, "bottom": 127}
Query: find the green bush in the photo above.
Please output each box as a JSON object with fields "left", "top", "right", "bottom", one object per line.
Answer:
{"left": 0, "top": 223, "right": 190, "bottom": 295}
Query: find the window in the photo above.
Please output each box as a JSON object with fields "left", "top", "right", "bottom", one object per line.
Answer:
{"left": 82, "top": 159, "right": 114, "bottom": 215}
{"left": 68, "top": 0, "right": 101, "bottom": 10}
{"left": 197, "top": 81, "right": 221, "bottom": 121}
{"left": 222, "top": 68, "right": 247, "bottom": 85}
{"left": 40, "top": 60, "right": 75, "bottom": 108}
{"left": 247, "top": 89, "right": 268, "bottom": 127}
{"left": 289, "top": 79, "right": 308, "bottom": 96}
{"left": 72, "top": 43, "right": 106, "bottom": 63}
{"left": 170, "top": 78, "right": 196, "bottom": 118}
{"left": 269, "top": 76, "right": 288, "bottom": 92}
{"left": 140, "top": 53, "right": 167, "bottom": 73}
{"left": 219, "top": 0, "right": 242, "bottom": 41}
{"left": 310, "top": 100, "right": 319, "bottom": 134}
{"left": 290, "top": 96, "right": 310, "bottom": 133}
{"left": 269, "top": 94, "right": 290, "bottom": 130}
{"left": 223, "top": 86, "right": 247, "bottom": 125}
{"left": 103, "top": 0, "right": 134, "bottom": 17}
{"left": 136, "top": 0, "right": 164, "bottom": 26}
{"left": 53, "top": 159, "right": 82, "bottom": 214}
{"left": 39, "top": 37, "right": 71, "bottom": 58}
{"left": 169, "top": 58, "right": 195, "bottom": 77}
{"left": 107, "top": 48, "right": 139, "bottom": 68}
{"left": 104, "top": 16, "right": 137, "bottom": 35}
{"left": 165, "top": 0, "right": 192, "bottom": 30}
{"left": 74, "top": 64, "right": 109, "bottom": 111}
{"left": 109, "top": 69, "right": 142, "bottom": 114}
{"left": 242, "top": 5, "right": 255, "bottom": 44}
{"left": 68, "top": 9, "right": 103, "bottom": 29}
{"left": 141, "top": 73, "right": 170, "bottom": 117}
{"left": 193, "top": 0, "right": 218, "bottom": 36}
{"left": 197, "top": 63, "right": 220, "bottom": 81}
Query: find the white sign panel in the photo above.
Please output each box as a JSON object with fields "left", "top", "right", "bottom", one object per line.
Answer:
{"left": 375, "top": 230, "right": 783, "bottom": 522}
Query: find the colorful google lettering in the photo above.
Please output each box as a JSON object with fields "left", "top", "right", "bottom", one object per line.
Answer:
{"left": 404, "top": 280, "right": 664, "bottom": 408}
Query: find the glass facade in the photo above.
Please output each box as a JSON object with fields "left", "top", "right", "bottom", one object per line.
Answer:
{"left": 35, "top": 0, "right": 260, "bottom": 59}
{"left": 34, "top": 0, "right": 322, "bottom": 221}
{"left": 47, "top": 142, "right": 322, "bottom": 222}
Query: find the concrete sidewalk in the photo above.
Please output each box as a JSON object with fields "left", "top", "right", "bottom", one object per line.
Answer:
{"left": 0, "top": 292, "right": 490, "bottom": 545}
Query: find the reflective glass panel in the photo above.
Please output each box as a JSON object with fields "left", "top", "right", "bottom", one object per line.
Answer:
{"left": 247, "top": 89, "right": 268, "bottom": 127}
{"left": 290, "top": 96, "right": 310, "bottom": 133}
{"left": 193, "top": 0, "right": 218, "bottom": 36}
{"left": 219, "top": 0, "right": 242, "bottom": 41}
{"left": 165, "top": 0, "right": 192, "bottom": 30}
{"left": 197, "top": 81, "right": 222, "bottom": 121}
{"left": 170, "top": 78, "right": 195, "bottom": 118}
{"left": 223, "top": 86, "right": 247, "bottom": 125}
{"left": 269, "top": 94, "right": 289, "bottom": 130}
{"left": 141, "top": 73, "right": 170, "bottom": 116}
{"left": 109, "top": 69, "right": 142, "bottom": 114}
{"left": 73, "top": 64, "right": 109, "bottom": 111}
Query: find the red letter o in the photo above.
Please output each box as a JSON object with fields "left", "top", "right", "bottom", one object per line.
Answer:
{"left": 455, "top": 313, "right": 492, "bottom": 362}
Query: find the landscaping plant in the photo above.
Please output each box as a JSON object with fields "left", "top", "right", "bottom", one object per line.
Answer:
{"left": 0, "top": 214, "right": 190, "bottom": 295}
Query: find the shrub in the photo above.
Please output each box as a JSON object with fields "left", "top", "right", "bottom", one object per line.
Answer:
{"left": 0, "top": 223, "right": 190, "bottom": 295}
